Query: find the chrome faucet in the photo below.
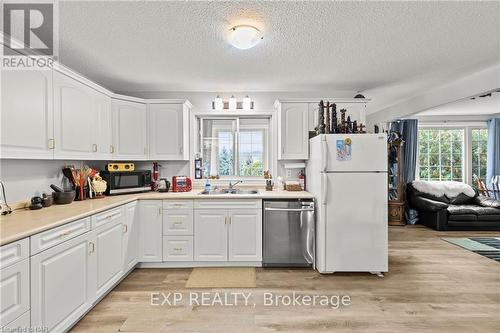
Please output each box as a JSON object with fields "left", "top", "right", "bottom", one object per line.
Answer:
{"left": 228, "top": 180, "right": 243, "bottom": 189}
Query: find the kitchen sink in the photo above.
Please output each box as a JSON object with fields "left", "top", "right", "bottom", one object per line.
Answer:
{"left": 199, "top": 188, "right": 259, "bottom": 195}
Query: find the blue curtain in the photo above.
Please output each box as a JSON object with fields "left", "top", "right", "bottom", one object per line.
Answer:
{"left": 486, "top": 117, "right": 500, "bottom": 186}
{"left": 390, "top": 119, "right": 419, "bottom": 183}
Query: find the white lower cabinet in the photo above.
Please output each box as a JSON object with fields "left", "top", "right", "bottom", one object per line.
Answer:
{"left": 139, "top": 200, "right": 163, "bottom": 262}
{"left": 91, "top": 217, "right": 124, "bottom": 300}
{"left": 1, "top": 310, "right": 30, "bottom": 331}
{"left": 0, "top": 259, "right": 30, "bottom": 327}
{"left": 228, "top": 210, "right": 262, "bottom": 261}
{"left": 163, "top": 236, "right": 193, "bottom": 261}
{"left": 123, "top": 202, "right": 139, "bottom": 271}
{"left": 31, "top": 232, "right": 94, "bottom": 332}
{"left": 194, "top": 202, "right": 262, "bottom": 262}
{"left": 194, "top": 210, "right": 228, "bottom": 261}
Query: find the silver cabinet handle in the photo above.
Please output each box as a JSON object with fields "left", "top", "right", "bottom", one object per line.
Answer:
{"left": 123, "top": 224, "right": 128, "bottom": 233}
{"left": 92, "top": 144, "right": 98, "bottom": 152}
{"left": 264, "top": 208, "right": 315, "bottom": 212}
{"left": 110, "top": 145, "right": 115, "bottom": 154}
{"left": 48, "top": 139, "right": 55, "bottom": 149}
{"left": 89, "top": 241, "right": 95, "bottom": 254}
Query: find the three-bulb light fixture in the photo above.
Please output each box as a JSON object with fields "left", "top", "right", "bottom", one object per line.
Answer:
{"left": 212, "top": 95, "right": 253, "bottom": 111}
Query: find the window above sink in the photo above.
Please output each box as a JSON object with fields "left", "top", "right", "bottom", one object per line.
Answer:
{"left": 197, "top": 116, "right": 270, "bottom": 180}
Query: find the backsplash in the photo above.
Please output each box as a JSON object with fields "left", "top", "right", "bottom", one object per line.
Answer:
{"left": 0, "top": 159, "right": 189, "bottom": 203}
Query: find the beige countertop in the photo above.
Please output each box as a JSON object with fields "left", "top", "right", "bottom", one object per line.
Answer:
{"left": 0, "top": 189, "right": 314, "bottom": 246}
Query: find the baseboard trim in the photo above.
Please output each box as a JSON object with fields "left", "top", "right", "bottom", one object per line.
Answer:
{"left": 138, "top": 261, "right": 262, "bottom": 268}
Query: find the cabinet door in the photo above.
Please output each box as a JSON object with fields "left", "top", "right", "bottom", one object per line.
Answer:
{"left": 123, "top": 202, "right": 139, "bottom": 271}
{"left": 53, "top": 71, "right": 95, "bottom": 159}
{"left": 228, "top": 209, "right": 262, "bottom": 261}
{"left": 0, "top": 259, "right": 29, "bottom": 326}
{"left": 139, "top": 201, "right": 163, "bottom": 262}
{"left": 1, "top": 69, "right": 54, "bottom": 159}
{"left": 92, "top": 219, "right": 123, "bottom": 299}
{"left": 149, "top": 103, "right": 188, "bottom": 160}
{"left": 308, "top": 103, "right": 319, "bottom": 132}
{"left": 31, "top": 232, "right": 93, "bottom": 332}
{"left": 112, "top": 99, "right": 147, "bottom": 160}
{"left": 93, "top": 91, "right": 113, "bottom": 159}
{"left": 194, "top": 210, "right": 227, "bottom": 261}
{"left": 278, "top": 103, "right": 309, "bottom": 160}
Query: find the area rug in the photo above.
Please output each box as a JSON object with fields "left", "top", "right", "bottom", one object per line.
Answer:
{"left": 442, "top": 237, "right": 500, "bottom": 262}
{"left": 185, "top": 267, "right": 256, "bottom": 288}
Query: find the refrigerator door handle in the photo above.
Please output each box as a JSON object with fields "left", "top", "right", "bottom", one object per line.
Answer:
{"left": 321, "top": 173, "right": 327, "bottom": 204}
{"left": 321, "top": 140, "right": 328, "bottom": 172}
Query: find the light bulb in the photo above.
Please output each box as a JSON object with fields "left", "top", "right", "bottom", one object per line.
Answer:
{"left": 243, "top": 96, "right": 251, "bottom": 110}
{"left": 214, "top": 96, "right": 223, "bottom": 110}
{"left": 228, "top": 96, "right": 237, "bottom": 110}
{"left": 228, "top": 25, "right": 263, "bottom": 50}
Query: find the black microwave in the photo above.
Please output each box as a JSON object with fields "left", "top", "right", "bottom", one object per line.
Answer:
{"left": 100, "top": 170, "right": 152, "bottom": 195}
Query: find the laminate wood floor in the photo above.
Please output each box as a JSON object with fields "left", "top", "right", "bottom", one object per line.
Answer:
{"left": 71, "top": 226, "right": 500, "bottom": 333}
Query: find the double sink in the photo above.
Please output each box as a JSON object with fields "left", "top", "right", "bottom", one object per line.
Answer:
{"left": 199, "top": 188, "right": 259, "bottom": 195}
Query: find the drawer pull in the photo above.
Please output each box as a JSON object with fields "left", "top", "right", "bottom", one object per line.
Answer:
{"left": 60, "top": 230, "right": 72, "bottom": 238}
{"left": 173, "top": 221, "right": 183, "bottom": 225}
{"left": 173, "top": 248, "right": 183, "bottom": 251}
{"left": 123, "top": 224, "right": 128, "bottom": 233}
{"left": 89, "top": 241, "right": 95, "bottom": 254}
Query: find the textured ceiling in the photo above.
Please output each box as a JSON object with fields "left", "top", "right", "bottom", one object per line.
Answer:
{"left": 416, "top": 91, "right": 500, "bottom": 116}
{"left": 58, "top": 1, "right": 500, "bottom": 96}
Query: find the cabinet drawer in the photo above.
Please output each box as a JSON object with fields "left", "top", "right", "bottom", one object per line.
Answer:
{"left": 30, "top": 218, "right": 91, "bottom": 255}
{"left": 0, "top": 259, "right": 30, "bottom": 326}
{"left": 163, "top": 200, "right": 193, "bottom": 210}
{"left": 92, "top": 206, "right": 124, "bottom": 229}
{"left": 163, "top": 209, "right": 193, "bottom": 236}
{"left": 162, "top": 236, "right": 193, "bottom": 261}
{"left": 1, "top": 310, "right": 30, "bottom": 331}
{"left": 194, "top": 199, "right": 261, "bottom": 210}
{"left": 0, "top": 238, "right": 29, "bottom": 269}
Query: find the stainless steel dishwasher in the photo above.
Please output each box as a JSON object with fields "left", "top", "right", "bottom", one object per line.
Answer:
{"left": 263, "top": 199, "right": 315, "bottom": 267}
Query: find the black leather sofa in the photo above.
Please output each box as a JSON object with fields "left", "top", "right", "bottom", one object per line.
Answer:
{"left": 407, "top": 181, "right": 500, "bottom": 231}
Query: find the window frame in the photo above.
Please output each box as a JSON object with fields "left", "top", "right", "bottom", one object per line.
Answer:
{"left": 198, "top": 116, "right": 271, "bottom": 180}
{"left": 417, "top": 122, "right": 488, "bottom": 185}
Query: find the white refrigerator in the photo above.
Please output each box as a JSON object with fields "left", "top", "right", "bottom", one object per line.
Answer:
{"left": 306, "top": 134, "right": 388, "bottom": 274}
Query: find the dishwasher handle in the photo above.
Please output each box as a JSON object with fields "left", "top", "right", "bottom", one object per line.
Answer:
{"left": 264, "top": 207, "right": 314, "bottom": 212}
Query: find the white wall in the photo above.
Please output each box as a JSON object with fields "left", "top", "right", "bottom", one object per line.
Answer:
{"left": 0, "top": 90, "right": 356, "bottom": 202}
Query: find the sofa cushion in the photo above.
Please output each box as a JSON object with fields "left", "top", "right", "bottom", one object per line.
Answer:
{"left": 448, "top": 192, "right": 475, "bottom": 205}
{"left": 447, "top": 205, "right": 480, "bottom": 215}
{"left": 473, "top": 196, "right": 500, "bottom": 209}
{"left": 478, "top": 215, "right": 500, "bottom": 222}
{"left": 448, "top": 214, "right": 477, "bottom": 221}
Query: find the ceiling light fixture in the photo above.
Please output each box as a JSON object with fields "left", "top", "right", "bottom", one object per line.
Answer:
{"left": 228, "top": 25, "right": 263, "bottom": 50}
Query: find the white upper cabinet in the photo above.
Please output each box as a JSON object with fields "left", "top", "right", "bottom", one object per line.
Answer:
{"left": 1, "top": 69, "right": 54, "bottom": 159}
{"left": 112, "top": 99, "right": 148, "bottom": 160}
{"left": 93, "top": 91, "right": 113, "bottom": 159}
{"left": 275, "top": 101, "right": 309, "bottom": 160}
{"left": 148, "top": 101, "right": 191, "bottom": 160}
{"left": 53, "top": 71, "right": 95, "bottom": 159}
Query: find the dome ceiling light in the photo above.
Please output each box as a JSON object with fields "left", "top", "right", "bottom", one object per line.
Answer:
{"left": 228, "top": 25, "right": 263, "bottom": 50}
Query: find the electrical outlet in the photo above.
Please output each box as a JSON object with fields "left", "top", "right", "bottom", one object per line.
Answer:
{"left": 286, "top": 169, "right": 292, "bottom": 178}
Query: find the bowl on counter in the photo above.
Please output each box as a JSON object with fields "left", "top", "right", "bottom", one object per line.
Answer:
{"left": 53, "top": 190, "right": 76, "bottom": 205}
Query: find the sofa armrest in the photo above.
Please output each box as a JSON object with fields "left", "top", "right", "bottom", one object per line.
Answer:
{"left": 410, "top": 196, "right": 449, "bottom": 212}
{"left": 472, "top": 196, "right": 500, "bottom": 208}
